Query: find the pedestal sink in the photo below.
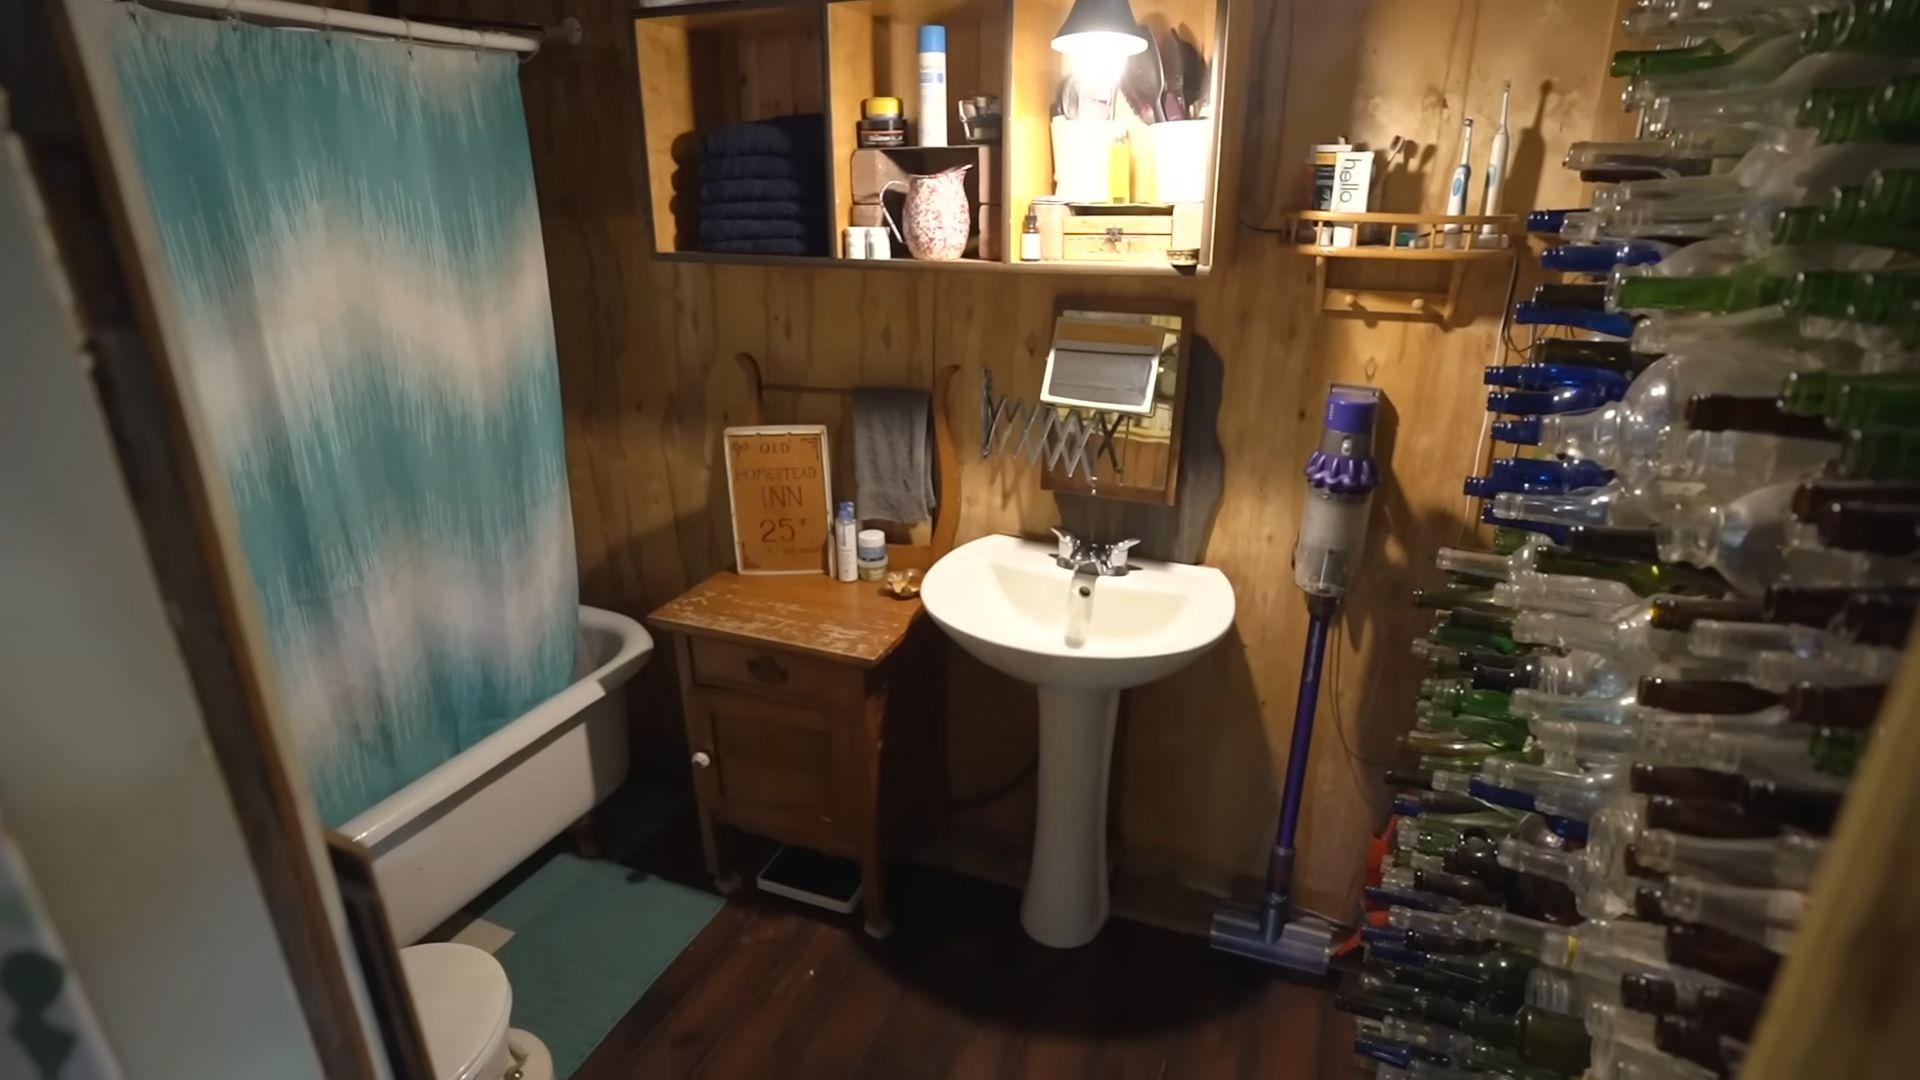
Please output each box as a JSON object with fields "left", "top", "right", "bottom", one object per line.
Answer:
{"left": 920, "top": 533, "right": 1236, "bottom": 947}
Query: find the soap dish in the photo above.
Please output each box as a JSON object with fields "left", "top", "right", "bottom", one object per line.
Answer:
{"left": 884, "top": 568, "right": 922, "bottom": 598}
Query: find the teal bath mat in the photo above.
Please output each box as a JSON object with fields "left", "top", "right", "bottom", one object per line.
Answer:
{"left": 476, "top": 850, "right": 722, "bottom": 1077}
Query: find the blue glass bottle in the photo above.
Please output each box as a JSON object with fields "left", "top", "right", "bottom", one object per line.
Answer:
{"left": 1526, "top": 209, "right": 1581, "bottom": 234}
{"left": 1487, "top": 382, "right": 1624, "bottom": 415}
{"left": 1513, "top": 301, "right": 1636, "bottom": 339}
{"left": 1484, "top": 363, "right": 1632, "bottom": 394}
{"left": 1540, "top": 240, "right": 1672, "bottom": 273}
{"left": 1491, "top": 418, "right": 1543, "bottom": 445}
{"left": 1462, "top": 457, "right": 1615, "bottom": 498}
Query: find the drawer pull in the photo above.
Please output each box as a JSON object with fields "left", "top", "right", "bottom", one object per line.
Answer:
{"left": 691, "top": 751, "right": 712, "bottom": 768}
{"left": 746, "top": 655, "right": 788, "bottom": 684}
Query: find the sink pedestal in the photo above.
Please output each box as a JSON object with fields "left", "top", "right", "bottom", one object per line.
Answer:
{"left": 1021, "top": 686, "right": 1121, "bottom": 948}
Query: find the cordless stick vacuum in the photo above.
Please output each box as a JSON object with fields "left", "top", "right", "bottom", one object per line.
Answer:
{"left": 1210, "top": 385, "right": 1381, "bottom": 975}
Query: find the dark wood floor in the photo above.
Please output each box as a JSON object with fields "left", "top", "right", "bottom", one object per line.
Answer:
{"left": 574, "top": 815, "right": 1355, "bottom": 1080}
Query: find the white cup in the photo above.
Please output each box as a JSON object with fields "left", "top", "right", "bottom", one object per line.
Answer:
{"left": 844, "top": 226, "right": 869, "bottom": 259}
{"left": 1150, "top": 119, "right": 1214, "bottom": 203}
{"left": 864, "top": 226, "right": 893, "bottom": 260}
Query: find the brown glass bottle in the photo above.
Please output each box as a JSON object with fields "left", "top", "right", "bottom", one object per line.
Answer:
{"left": 1818, "top": 501, "right": 1920, "bottom": 555}
{"left": 1635, "top": 675, "right": 1781, "bottom": 715}
{"left": 1631, "top": 764, "right": 1844, "bottom": 835}
{"left": 1655, "top": 1015, "right": 1739, "bottom": 1077}
{"left": 1665, "top": 923, "right": 1783, "bottom": 993}
{"left": 1685, "top": 394, "right": 1843, "bottom": 440}
{"left": 1793, "top": 478, "right": 1920, "bottom": 519}
{"left": 1620, "top": 974, "right": 1766, "bottom": 1041}
{"left": 1534, "top": 337, "right": 1659, "bottom": 375}
{"left": 1644, "top": 795, "right": 1775, "bottom": 839}
{"left": 1787, "top": 683, "right": 1889, "bottom": 731}
{"left": 1839, "top": 591, "right": 1919, "bottom": 647}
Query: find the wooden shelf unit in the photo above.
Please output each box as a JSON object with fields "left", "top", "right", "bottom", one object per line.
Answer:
{"left": 632, "top": 0, "right": 1230, "bottom": 274}
{"left": 1280, "top": 210, "right": 1522, "bottom": 321}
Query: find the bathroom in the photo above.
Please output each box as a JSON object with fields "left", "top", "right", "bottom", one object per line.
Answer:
{"left": 4, "top": 0, "right": 1918, "bottom": 1078}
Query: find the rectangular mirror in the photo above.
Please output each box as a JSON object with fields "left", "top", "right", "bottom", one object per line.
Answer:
{"left": 1041, "top": 297, "right": 1194, "bottom": 506}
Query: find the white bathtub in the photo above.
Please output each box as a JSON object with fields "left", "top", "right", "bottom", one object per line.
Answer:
{"left": 342, "top": 606, "right": 654, "bottom": 944}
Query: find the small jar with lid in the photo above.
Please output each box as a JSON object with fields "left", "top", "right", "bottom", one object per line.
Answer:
{"left": 856, "top": 529, "right": 889, "bottom": 581}
{"left": 858, "top": 97, "right": 907, "bottom": 149}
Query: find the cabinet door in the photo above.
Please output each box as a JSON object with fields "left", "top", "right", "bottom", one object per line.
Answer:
{"left": 689, "top": 687, "right": 847, "bottom": 855}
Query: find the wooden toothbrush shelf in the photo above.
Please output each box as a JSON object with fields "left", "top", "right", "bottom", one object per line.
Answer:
{"left": 1279, "top": 210, "right": 1522, "bottom": 321}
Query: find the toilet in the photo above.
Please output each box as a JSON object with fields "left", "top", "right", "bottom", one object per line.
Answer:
{"left": 400, "top": 943, "right": 553, "bottom": 1080}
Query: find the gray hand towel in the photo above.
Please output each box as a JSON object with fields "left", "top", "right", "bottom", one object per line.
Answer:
{"left": 852, "top": 388, "right": 935, "bottom": 525}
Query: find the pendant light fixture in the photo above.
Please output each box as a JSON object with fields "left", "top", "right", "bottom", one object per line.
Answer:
{"left": 1050, "top": 0, "right": 1148, "bottom": 59}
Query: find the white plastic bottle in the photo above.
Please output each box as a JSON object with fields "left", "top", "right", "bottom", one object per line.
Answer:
{"left": 918, "top": 25, "right": 947, "bottom": 147}
{"left": 834, "top": 501, "right": 858, "bottom": 583}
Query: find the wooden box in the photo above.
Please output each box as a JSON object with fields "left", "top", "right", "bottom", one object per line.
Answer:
{"left": 1061, "top": 203, "right": 1174, "bottom": 264}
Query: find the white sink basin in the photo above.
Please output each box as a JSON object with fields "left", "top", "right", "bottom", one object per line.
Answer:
{"left": 921, "top": 534, "right": 1236, "bottom": 691}
{"left": 921, "top": 533, "right": 1236, "bottom": 947}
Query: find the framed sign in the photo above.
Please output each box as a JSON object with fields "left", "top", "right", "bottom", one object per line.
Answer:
{"left": 724, "top": 425, "right": 833, "bottom": 575}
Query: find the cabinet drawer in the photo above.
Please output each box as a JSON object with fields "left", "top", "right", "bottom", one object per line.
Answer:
{"left": 689, "top": 636, "right": 853, "bottom": 706}
{"left": 693, "top": 689, "right": 838, "bottom": 832}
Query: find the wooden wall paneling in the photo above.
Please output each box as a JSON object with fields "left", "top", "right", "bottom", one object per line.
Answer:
{"left": 827, "top": 2, "right": 878, "bottom": 239}
{"left": 409, "top": 0, "right": 1625, "bottom": 918}
{"left": 636, "top": 19, "right": 696, "bottom": 251}
{"left": 1005, "top": 0, "right": 1067, "bottom": 258}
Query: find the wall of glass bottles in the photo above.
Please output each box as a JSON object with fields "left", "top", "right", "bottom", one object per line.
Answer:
{"left": 1343, "top": 1, "right": 1920, "bottom": 1078}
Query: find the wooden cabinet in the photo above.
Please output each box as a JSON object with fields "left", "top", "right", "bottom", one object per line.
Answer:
{"left": 649, "top": 571, "right": 940, "bottom": 937}
{"left": 632, "top": 0, "right": 1232, "bottom": 274}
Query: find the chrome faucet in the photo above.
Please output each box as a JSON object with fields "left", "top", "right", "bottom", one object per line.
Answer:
{"left": 1050, "top": 528, "right": 1140, "bottom": 577}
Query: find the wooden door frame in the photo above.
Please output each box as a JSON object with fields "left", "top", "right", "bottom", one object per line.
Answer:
{"left": 3, "top": 4, "right": 382, "bottom": 1076}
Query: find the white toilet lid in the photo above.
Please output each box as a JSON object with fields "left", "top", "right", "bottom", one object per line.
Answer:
{"left": 400, "top": 943, "right": 512, "bottom": 1080}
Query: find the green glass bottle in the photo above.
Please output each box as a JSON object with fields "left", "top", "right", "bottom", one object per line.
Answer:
{"left": 1417, "top": 711, "right": 1531, "bottom": 752}
{"left": 1367, "top": 944, "right": 1537, "bottom": 1004}
{"left": 1835, "top": 382, "right": 1920, "bottom": 432}
{"left": 1781, "top": 370, "right": 1920, "bottom": 420}
{"left": 1418, "top": 752, "right": 1496, "bottom": 774}
{"left": 1420, "top": 679, "right": 1519, "bottom": 721}
{"left": 1426, "top": 623, "right": 1524, "bottom": 656}
{"left": 1492, "top": 527, "right": 1533, "bottom": 555}
{"left": 1787, "top": 268, "right": 1920, "bottom": 326}
{"left": 1612, "top": 262, "right": 1791, "bottom": 315}
{"left": 1611, "top": 40, "right": 1726, "bottom": 78}
{"left": 1544, "top": 550, "right": 1727, "bottom": 598}
{"left": 1810, "top": 725, "right": 1868, "bottom": 776}
{"left": 1839, "top": 427, "right": 1920, "bottom": 480}
{"left": 1417, "top": 998, "right": 1592, "bottom": 1075}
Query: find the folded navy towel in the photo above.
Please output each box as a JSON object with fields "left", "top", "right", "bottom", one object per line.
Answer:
{"left": 698, "top": 218, "right": 808, "bottom": 243}
{"left": 700, "top": 155, "right": 811, "bottom": 182}
{"left": 699, "top": 177, "right": 810, "bottom": 204}
{"left": 702, "top": 115, "right": 825, "bottom": 159}
{"left": 700, "top": 200, "right": 809, "bottom": 222}
{"left": 701, "top": 238, "right": 812, "bottom": 256}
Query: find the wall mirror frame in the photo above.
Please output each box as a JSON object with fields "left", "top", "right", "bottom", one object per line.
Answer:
{"left": 1040, "top": 295, "right": 1194, "bottom": 506}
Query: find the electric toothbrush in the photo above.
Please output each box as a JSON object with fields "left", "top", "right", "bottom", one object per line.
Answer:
{"left": 1481, "top": 81, "right": 1512, "bottom": 241}
{"left": 1443, "top": 117, "right": 1473, "bottom": 247}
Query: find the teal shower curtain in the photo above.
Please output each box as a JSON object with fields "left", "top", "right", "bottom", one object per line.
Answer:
{"left": 98, "top": 9, "right": 578, "bottom": 825}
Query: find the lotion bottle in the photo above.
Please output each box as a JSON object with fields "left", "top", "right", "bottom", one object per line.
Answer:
{"left": 834, "top": 501, "right": 858, "bottom": 582}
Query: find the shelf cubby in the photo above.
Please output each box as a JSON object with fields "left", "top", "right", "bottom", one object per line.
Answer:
{"left": 634, "top": 0, "right": 1231, "bottom": 273}
{"left": 1281, "top": 210, "right": 1522, "bottom": 321}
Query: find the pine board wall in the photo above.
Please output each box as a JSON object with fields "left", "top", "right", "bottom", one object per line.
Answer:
{"left": 406, "top": 0, "right": 1623, "bottom": 919}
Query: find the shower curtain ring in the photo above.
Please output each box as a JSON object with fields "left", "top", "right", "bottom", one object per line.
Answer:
{"left": 401, "top": 16, "right": 414, "bottom": 59}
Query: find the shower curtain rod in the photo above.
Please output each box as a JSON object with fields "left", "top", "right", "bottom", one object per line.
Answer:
{"left": 126, "top": 0, "right": 560, "bottom": 54}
